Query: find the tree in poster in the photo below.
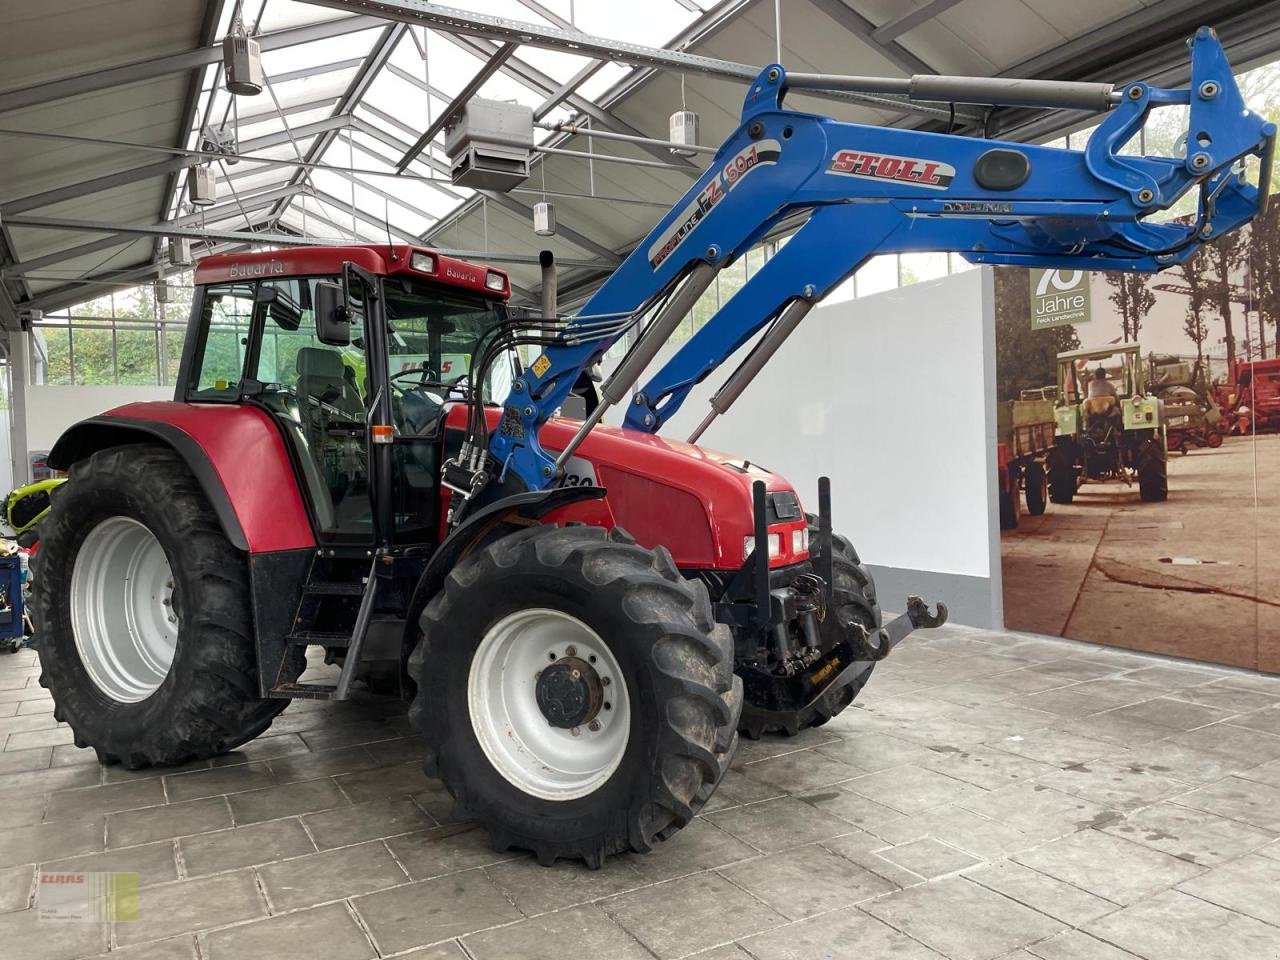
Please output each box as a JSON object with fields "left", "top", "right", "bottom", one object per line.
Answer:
{"left": 1204, "top": 229, "right": 1245, "bottom": 370}
{"left": 993, "top": 267, "right": 1079, "bottom": 401}
{"left": 1246, "top": 205, "right": 1280, "bottom": 357}
{"left": 1103, "top": 271, "right": 1155, "bottom": 342}
{"left": 1177, "top": 246, "right": 1212, "bottom": 362}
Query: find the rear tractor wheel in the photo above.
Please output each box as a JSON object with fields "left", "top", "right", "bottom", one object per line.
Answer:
{"left": 411, "top": 525, "right": 741, "bottom": 868}
{"left": 32, "top": 445, "right": 302, "bottom": 769}
{"left": 738, "top": 519, "right": 881, "bottom": 739}
{"left": 1023, "top": 462, "right": 1048, "bottom": 517}
{"left": 1048, "top": 445, "right": 1077, "bottom": 505}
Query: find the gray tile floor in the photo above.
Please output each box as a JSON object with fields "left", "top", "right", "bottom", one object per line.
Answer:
{"left": 4, "top": 624, "right": 1280, "bottom": 960}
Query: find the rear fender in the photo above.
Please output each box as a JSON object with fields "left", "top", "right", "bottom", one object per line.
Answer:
{"left": 47, "top": 406, "right": 314, "bottom": 553}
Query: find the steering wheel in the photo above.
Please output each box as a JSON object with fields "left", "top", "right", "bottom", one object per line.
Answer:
{"left": 388, "top": 364, "right": 440, "bottom": 393}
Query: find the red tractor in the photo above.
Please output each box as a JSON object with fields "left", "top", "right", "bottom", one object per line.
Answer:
{"left": 30, "top": 30, "right": 1269, "bottom": 866}
{"left": 33, "top": 245, "right": 932, "bottom": 867}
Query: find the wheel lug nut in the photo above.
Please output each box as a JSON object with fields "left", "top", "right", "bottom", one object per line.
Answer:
{"left": 565, "top": 645, "right": 577, "bottom": 656}
{"left": 588, "top": 720, "right": 601, "bottom": 732}
{"left": 570, "top": 726, "right": 580, "bottom": 736}
{"left": 601, "top": 677, "right": 611, "bottom": 686}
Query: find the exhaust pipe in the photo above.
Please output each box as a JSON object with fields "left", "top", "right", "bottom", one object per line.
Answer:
{"left": 539, "top": 249, "right": 557, "bottom": 327}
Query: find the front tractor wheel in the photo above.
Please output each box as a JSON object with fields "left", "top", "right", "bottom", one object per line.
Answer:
{"left": 32, "top": 445, "right": 302, "bottom": 769}
{"left": 1138, "top": 435, "right": 1168, "bottom": 502}
{"left": 411, "top": 525, "right": 741, "bottom": 867}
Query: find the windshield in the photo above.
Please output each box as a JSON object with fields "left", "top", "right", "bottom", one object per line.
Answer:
{"left": 383, "top": 277, "right": 513, "bottom": 402}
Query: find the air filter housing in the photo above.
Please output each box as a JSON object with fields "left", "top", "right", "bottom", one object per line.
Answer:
{"left": 669, "top": 110, "right": 699, "bottom": 157}
{"left": 188, "top": 166, "right": 217, "bottom": 206}
{"left": 444, "top": 98, "right": 533, "bottom": 191}
{"left": 222, "top": 33, "right": 263, "bottom": 96}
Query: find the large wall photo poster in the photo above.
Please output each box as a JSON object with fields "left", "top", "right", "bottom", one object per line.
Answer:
{"left": 994, "top": 208, "right": 1279, "bottom": 673}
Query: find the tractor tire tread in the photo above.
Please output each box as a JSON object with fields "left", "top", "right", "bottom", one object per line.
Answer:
{"left": 32, "top": 444, "right": 301, "bottom": 769}
{"left": 411, "top": 523, "right": 740, "bottom": 868}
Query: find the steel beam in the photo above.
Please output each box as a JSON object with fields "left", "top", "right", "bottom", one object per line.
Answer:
{"left": 1, "top": 116, "right": 353, "bottom": 216}
{"left": 297, "top": 0, "right": 759, "bottom": 79}
{"left": 4, "top": 185, "right": 310, "bottom": 277}
{"left": 272, "top": 24, "right": 409, "bottom": 230}
{"left": 478, "top": 191, "right": 621, "bottom": 264}
{"left": 271, "top": 56, "right": 366, "bottom": 85}
{"left": 396, "top": 43, "right": 516, "bottom": 172}
{"left": 305, "top": 188, "right": 428, "bottom": 243}
{"left": 3, "top": 214, "right": 350, "bottom": 249}
{"left": 808, "top": 0, "right": 935, "bottom": 75}
{"left": 870, "top": 0, "right": 965, "bottom": 45}
{"left": 157, "top": 0, "right": 227, "bottom": 261}
{"left": 441, "top": 32, "right": 700, "bottom": 175}
{"left": 0, "top": 15, "right": 386, "bottom": 115}
{"left": 534, "top": 58, "right": 608, "bottom": 121}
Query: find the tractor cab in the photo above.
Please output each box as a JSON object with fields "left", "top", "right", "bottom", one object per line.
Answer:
{"left": 183, "top": 245, "right": 514, "bottom": 548}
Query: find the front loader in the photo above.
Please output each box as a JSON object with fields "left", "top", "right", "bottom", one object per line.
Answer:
{"left": 31, "top": 27, "right": 1272, "bottom": 867}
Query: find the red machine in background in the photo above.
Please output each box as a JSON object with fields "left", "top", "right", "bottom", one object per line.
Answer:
{"left": 1216, "top": 358, "right": 1280, "bottom": 434}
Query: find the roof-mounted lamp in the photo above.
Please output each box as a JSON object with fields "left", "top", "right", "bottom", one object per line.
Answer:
{"left": 533, "top": 201, "right": 556, "bottom": 237}
{"left": 222, "top": 20, "right": 263, "bottom": 96}
{"left": 669, "top": 109, "right": 699, "bottom": 157}
{"left": 187, "top": 166, "right": 217, "bottom": 206}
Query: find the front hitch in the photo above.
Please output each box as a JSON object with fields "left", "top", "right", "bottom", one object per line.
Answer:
{"left": 850, "top": 595, "right": 949, "bottom": 661}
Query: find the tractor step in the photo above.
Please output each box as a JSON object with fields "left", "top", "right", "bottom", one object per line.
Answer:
{"left": 270, "top": 682, "right": 338, "bottom": 700}
{"left": 269, "top": 558, "right": 382, "bottom": 701}
{"left": 286, "top": 630, "right": 351, "bottom": 647}
{"left": 302, "top": 581, "right": 365, "bottom": 596}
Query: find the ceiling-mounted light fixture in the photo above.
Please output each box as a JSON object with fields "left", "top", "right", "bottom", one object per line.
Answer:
{"left": 669, "top": 110, "right": 699, "bottom": 157}
{"left": 200, "top": 125, "right": 239, "bottom": 165}
{"left": 533, "top": 201, "right": 556, "bottom": 237}
{"left": 169, "top": 238, "right": 192, "bottom": 267}
{"left": 188, "top": 165, "right": 217, "bottom": 206}
{"left": 669, "top": 75, "right": 698, "bottom": 157}
{"left": 222, "top": 15, "right": 263, "bottom": 96}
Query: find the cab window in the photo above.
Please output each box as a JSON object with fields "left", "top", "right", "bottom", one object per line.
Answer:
{"left": 188, "top": 282, "right": 254, "bottom": 400}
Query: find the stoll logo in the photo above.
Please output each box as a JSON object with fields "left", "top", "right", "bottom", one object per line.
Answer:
{"left": 228, "top": 260, "right": 285, "bottom": 278}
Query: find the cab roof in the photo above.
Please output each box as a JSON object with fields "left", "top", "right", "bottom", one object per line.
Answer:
{"left": 193, "top": 245, "right": 511, "bottom": 300}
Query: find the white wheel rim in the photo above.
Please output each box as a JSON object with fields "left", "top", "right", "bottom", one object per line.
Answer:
{"left": 468, "top": 608, "right": 631, "bottom": 801}
{"left": 70, "top": 517, "right": 178, "bottom": 703}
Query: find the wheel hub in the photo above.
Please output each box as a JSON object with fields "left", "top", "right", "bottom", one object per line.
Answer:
{"left": 70, "top": 516, "right": 178, "bottom": 703}
{"left": 467, "top": 608, "right": 630, "bottom": 801}
{"left": 535, "top": 657, "right": 603, "bottom": 728}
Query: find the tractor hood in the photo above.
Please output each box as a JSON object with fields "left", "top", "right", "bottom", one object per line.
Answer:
{"left": 449, "top": 405, "right": 809, "bottom": 570}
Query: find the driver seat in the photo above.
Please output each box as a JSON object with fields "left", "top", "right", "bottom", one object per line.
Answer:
{"left": 1083, "top": 395, "right": 1117, "bottom": 421}
{"left": 296, "top": 347, "right": 364, "bottom": 421}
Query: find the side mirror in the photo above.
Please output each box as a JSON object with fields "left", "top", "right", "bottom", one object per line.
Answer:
{"left": 314, "top": 281, "right": 351, "bottom": 346}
